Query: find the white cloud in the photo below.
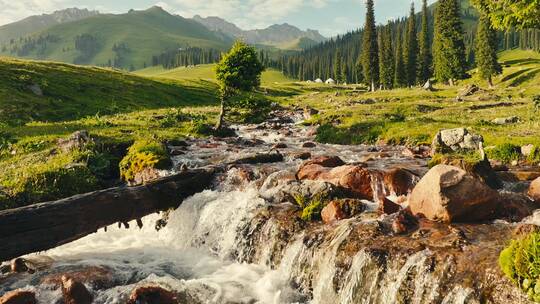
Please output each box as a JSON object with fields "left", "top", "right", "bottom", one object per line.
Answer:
{"left": 0, "top": 0, "right": 70, "bottom": 25}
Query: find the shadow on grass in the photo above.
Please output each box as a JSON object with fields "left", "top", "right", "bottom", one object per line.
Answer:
{"left": 501, "top": 68, "right": 533, "bottom": 82}
{"left": 508, "top": 68, "right": 540, "bottom": 87}
{"left": 502, "top": 58, "right": 540, "bottom": 66}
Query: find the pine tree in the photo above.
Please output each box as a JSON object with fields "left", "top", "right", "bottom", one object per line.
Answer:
{"left": 334, "top": 49, "right": 343, "bottom": 83}
{"left": 379, "top": 25, "right": 394, "bottom": 89}
{"left": 394, "top": 27, "right": 407, "bottom": 88}
{"left": 418, "top": 0, "right": 432, "bottom": 83}
{"left": 404, "top": 3, "right": 418, "bottom": 87}
{"left": 475, "top": 14, "right": 502, "bottom": 87}
{"left": 361, "top": 0, "right": 379, "bottom": 91}
{"left": 433, "top": 0, "right": 467, "bottom": 86}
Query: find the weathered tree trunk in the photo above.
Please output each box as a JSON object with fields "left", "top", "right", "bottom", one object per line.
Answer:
{"left": 215, "top": 98, "right": 225, "bottom": 130}
{"left": 0, "top": 168, "right": 215, "bottom": 262}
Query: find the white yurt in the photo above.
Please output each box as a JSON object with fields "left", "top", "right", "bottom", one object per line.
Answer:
{"left": 325, "top": 78, "right": 336, "bottom": 85}
{"left": 314, "top": 78, "right": 323, "bottom": 83}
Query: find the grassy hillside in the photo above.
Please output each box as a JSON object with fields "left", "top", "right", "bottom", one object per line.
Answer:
{"left": 136, "top": 64, "right": 294, "bottom": 84}
{"left": 0, "top": 56, "right": 219, "bottom": 125}
{"left": 0, "top": 7, "right": 231, "bottom": 70}
{"left": 286, "top": 49, "right": 540, "bottom": 150}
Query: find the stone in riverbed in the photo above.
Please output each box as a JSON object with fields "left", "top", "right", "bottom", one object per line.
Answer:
{"left": 409, "top": 165, "right": 501, "bottom": 222}
{"left": 0, "top": 290, "right": 36, "bottom": 304}
{"left": 61, "top": 275, "right": 93, "bottom": 304}
{"left": 383, "top": 168, "right": 419, "bottom": 196}
{"left": 530, "top": 178, "right": 540, "bottom": 203}
{"left": 302, "top": 142, "right": 317, "bottom": 148}
{"left": 128, "top": 286, "right": 178, "bottom": 304}
{"left": 291, "top": 152, "right": 311, "bottom": 160}
{"left": 321, "top": 199, "right": 365, "bottom": 224}
{"left": 378, "top": 197, "right": 401, "bottom": 215}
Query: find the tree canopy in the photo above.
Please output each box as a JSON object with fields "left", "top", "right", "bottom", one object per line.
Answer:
{"left": 215, "top": 40, "right": 264, "bottom": 95}
{"left": 472, "top": 0, "right": 540, "bottom": 29}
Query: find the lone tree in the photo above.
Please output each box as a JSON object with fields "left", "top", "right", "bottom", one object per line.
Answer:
{"left": 433, "top": 0, "right": 467, "bottom": 86}
{"left": 472, "top": 0, "right": 540, "bottom": 30}
{"left": 215, "top": 41, "right": 264, "bottom": 130}
{"left": 405, "top": 3, "right": 418, "bottom": 87}
{"left": 418, "top": 0, "right": 432, "bottom": 84}
{"left": 475, "top": 13, "right": 502, "bottom": 87}
{"left": 361, "top": 0, "right": 379, "bottom": 91}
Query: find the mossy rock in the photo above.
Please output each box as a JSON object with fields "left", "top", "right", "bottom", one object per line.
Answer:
{"left": 119, "top": 139, "right": 172, "bottom": 184}
{"left": 429, "top": 152, "right": 502, "bottom": 189}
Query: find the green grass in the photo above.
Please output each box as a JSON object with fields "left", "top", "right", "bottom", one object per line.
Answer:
{"left": 136, "top": 64, "right": 294, "bottom": 85}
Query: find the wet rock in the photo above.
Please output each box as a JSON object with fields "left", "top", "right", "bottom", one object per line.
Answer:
{"left": 167, "top": 139, "right": 189, "bottom": 147}
{"left": 321, "top": 199, "right": 365, "bottom": 224}
{"left": 432, "top": 128, "right": 484, "bottom": 154}
{"left": 497, "top": 192, "right": 538, "bottom": 222}
{"left": 390, "top": 210, "right": 419, "bottom": 234}
{"left": 260, "top": 178, "right": 342, "bottom": 204}
{"left": 402, "top": 146, "right": 431, "bottom": 158}
{"left": 300, "top": 156, "right": 345, "bottom": 168}
{"left": 409, "top": 165, "right": 501, "bottom": 222}
{"left": 57, "top": 130, "right": 90, "bottom": 153}
{"left": 0, "top": 290, "right": 36, "bottom": 304}
{"left": 128, "top": 286, "right": 178, "bottom": 304}
{"left": 290, "top": 152, "right": 311, "bottom": 160}
{"left": 61, "top": 275, "right": 93, "bottom": 304}
{"left": 383, "top": 168, "right": 419, "bottom": 196}
{"left": 169, "top": 148, "right": 186, "bottom": 156}
{"left": 530, "top": 178, "right": 540, "bottom": 203}
{"left": 273, "top": 143, "right": 288, "bottom": 149}
{"left": 492, "top": 116, "right": 519, "bottom": 125}
{"left": 10, "top": 258, "right": 28, "bottom": 273}
{"left": 41, "top": 266, "right": 113, "bottom": 290}
{"left": 302, "top": 142, "right": 317, "bottom": 148}
{"left": 379, "top": 197, "right": 401, "bottom": 215}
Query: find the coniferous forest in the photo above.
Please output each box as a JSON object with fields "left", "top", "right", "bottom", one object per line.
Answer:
{"left": 267, "top": 0, "right": 540, "bottom": 87}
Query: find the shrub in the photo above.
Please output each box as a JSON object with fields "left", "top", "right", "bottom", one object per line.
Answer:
{"left": 294, "top": 194, "right": 328, "bottom": 221}
{"left": 227, "top": 94, "right": 272, "bottom": 124}
{"left": 487, "top": 143, "right": 521, "bottom": 164}
{"left": 499, "top": 232, "right": 540, "bottom": 302}
{"left": 119, "top": 139, "right": 172, "bottom": 183}
{"left": 0, "top": 131, "right": 16, "bottom": 151}
{"left": 528, "top": 146, "right": 540, "bottom": 165}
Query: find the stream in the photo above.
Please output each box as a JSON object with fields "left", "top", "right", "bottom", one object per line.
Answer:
{"left": 0, "top": 109, "right": 534, "bottom": 303}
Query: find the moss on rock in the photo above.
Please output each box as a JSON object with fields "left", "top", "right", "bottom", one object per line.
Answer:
{"left": 119, "top": 139, "right": 172, "bottom": 183}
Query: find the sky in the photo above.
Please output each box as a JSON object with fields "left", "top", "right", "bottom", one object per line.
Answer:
{"left": 0, "top": 0, "right": 437, "bottom": 37}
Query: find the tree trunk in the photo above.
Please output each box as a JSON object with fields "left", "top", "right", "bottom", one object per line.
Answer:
{"left": 449, "top": 78, "right": 455, "bottom": 86}
{"left": 215, "top": 97, "right": 225, "bottom": 130}
{"left": 0, "top": 168, "right": 215, "bottom": 262}
{"left": 488, "top": 76, "right": 493, "bottom": 88}
{"left": 371, "top": 80, "right": 376, "bottom": 92}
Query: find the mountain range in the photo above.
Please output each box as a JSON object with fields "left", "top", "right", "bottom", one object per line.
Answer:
{"left": 0, "top": 7, "right": 326, "bottom": 70}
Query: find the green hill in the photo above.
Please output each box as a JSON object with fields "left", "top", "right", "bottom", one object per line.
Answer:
{"left": 0, "top": 7, "right": 232, "bottom": 70}
{"left": 0, "top": 56, "right": 219, "bottom": 125}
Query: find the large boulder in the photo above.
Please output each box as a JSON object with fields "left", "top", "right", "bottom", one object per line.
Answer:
{"left": 128, "top": 286, "right": 178, "bottom": 304}
{"left": 530, "top": 178, "right": 540, "bottom": 203}
{"left": 409, "top": 165, "right": 501, "bottom": 222}
{"left": 432, "top": 128, "right": 484, "bottom": 154}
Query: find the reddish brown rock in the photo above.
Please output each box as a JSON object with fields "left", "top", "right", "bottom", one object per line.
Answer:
{"left": 302, "top": 142, "right": 317, "bottom": 148}
{"left": 41, "top": 266, "right": 113, "bottom": 290}
{"left": 321, "top": 199, "right": 365, "bottom": 224}
{"left": 291, "top": 152, "right": 311, "bottom": 160}
{"left": 496, "top": 192, "right": 538, "bottom": 222}
{"left": 391, "top": 210, "right": 419, "bottom": 234}
{"left": 61, "top": 275, "right": 93, "bottom": 304}
{"left": 273, "top": 143, "right": 288, "bottom": 149}
{"left": 379, "top": 197, "right": 401, "bottom": 215}
{"left": 384, "top": 168, "right": 418, "bottom": 196}
{"left": 0, "top": 290, "right": 36, "bottom": 304}
{"left": 303, "top": 156, "right": 345, "bottom": 168}
{"left": 409, "top": 165, "right": 501, "bottom": 222}
{"left": 128, "top": 286, "right": 178, "bottom": 304}
{"left": 529, "top": 177, "right": 540, "bottom": 203}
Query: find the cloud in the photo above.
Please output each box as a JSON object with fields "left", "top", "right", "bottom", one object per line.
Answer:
{"left": 0, "top": 0, "right": 70, "bottom": 25}
{"left": 171, "top": 0, "right": 330, "bottom": 29}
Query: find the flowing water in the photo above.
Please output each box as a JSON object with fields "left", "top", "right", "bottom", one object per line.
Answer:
{"left": 0, "top": 110, "right": 526, "bottom": 303}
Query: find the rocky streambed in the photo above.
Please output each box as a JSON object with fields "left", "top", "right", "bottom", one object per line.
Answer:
{"left": 1, "top": 109, "right": 540, "bottom": 304}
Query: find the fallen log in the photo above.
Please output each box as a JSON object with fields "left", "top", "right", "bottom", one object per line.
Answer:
{"left": 0, "top": 168, "right": 215, "bottom": 262}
